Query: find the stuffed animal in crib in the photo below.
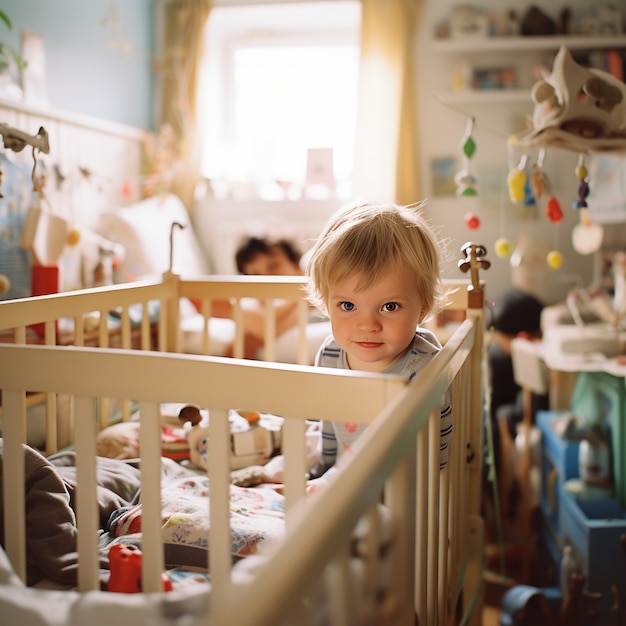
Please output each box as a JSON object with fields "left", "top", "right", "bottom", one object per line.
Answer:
{"left": 107, "top": 544, "right": 172, "bottom": 593}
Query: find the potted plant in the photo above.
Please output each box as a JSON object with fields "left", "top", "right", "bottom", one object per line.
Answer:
{"left": 0, "top": 10, "right": 26, "bottom": 99}
{"left": 0, "top": 10, "right": 26, "bottom": 73}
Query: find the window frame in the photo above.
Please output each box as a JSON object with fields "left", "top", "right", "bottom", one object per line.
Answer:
{"left": 198, "top": 1, "right": 361, "bottom": 198}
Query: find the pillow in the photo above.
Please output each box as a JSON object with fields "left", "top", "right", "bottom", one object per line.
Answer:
{"left": 97, "top": 194, "right": 211, "bottom": 283}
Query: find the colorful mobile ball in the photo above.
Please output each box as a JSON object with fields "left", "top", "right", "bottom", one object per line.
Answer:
{"left": 494, "top": 238, "right": 512, "bottom": 258}
{"left": 67, "top": 229, "right": 81, "bottom": 246}
{"left": 547, "top": 250, "right": 563, "bottom": 269}
{"left": 0, "top": 274, "right": 10, "bottom": 295}
{"left": 464, "top": 212, "right": 480, "bottom": 230}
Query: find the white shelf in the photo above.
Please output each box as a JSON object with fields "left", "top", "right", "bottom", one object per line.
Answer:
{"left": 432, "top": 35, "right": 626, "bottom": 54}
{"left": 435, "top": 88, "right": 532, "bottom": 106}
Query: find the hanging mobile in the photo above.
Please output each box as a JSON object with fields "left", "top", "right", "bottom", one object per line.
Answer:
{"left": 571, "top": 154, "right": 603, "bottom": 255}
{"left": 573, "top": 153, "right": 590, "bottom": 209}
{"left": 547, "top": 218, "right": 563, "bottom": 270}
{"left": 531, "top": 148, "right": 563, "bottom": 223}
{"left": 507, "top": 154, "right": 527, "bottom": 203}
{"left": 455, "top": 117, "right": 477, "bottom": 197}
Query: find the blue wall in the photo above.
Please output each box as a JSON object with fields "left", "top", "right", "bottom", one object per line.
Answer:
{"left": 2, "top": 1, "right": 155, "bottom": 129}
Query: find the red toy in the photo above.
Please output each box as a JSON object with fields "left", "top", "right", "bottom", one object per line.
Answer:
{"left": 107, "top": 544, "right": 172, "bottom": 593}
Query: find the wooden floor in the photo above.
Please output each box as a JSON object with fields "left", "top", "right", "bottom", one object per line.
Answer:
{"left": 480, "top": 477, "right": 548, "bottom": 626}
{"left": 483, "top": 576, "right": 507, "bottom": 626}
{"left": 478, "top": 466, "right": 578, "bottom": 626}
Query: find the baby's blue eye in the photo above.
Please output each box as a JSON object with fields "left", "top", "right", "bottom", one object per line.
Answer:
{"left": 339, "top": 301, "right": 355, "bottom": 311}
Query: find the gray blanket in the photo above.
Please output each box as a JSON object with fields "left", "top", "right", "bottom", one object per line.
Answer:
{"left": 0, "top": 441, "right": 141, "bottom": 587}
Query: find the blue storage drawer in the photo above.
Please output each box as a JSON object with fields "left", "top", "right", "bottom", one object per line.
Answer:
{"left": 537, "top": 411, "right": 580, "bottom": 538}
{"left": 559, "top": 488, "right": 626, "bottom": 622}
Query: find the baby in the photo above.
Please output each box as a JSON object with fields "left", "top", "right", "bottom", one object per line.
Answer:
{"left": 305, "top": 200, "right": 452, "bottom": 489}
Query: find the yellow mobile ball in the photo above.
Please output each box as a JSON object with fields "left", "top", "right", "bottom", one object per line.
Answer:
{"left": 67, "top": 229, "right": 81, "bottom": 246}
{"left": 494, "top": 238, "right": 512, "bottom": 258}
{"left": 547, "top": 250, "right": 563, "bottom": 269}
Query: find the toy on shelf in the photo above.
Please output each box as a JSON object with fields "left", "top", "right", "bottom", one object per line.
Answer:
{"left": 515, "top": 46, "right": 626, "bottom": 154}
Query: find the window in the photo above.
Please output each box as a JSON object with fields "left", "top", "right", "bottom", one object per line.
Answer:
{"left": 198, "top": 1, "right": 361, "bottom": 201}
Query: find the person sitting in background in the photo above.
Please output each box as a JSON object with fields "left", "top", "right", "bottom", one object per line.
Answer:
{"left": 235, "top": 236, "right": 304, "bottom": 277}
{"left": 487, "top": 288, "right": 549, "bottom": 514}
{"left": 223, "top": 235, "right": 308, "bottom": 358}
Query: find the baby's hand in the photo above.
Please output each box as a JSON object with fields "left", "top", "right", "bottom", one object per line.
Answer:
{"left": 306, "top": 477, "right": 328, "bottom": 495}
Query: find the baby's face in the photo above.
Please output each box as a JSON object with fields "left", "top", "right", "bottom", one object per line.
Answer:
{"left": 327, "top": 265, "right": 424, "bottom": 372}
{"left": 242, "top": 247, "right": 301, "bottom": 276}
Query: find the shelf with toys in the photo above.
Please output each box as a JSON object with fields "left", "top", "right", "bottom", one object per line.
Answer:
{"left": 432, "top": 35, "right": 626, "bottom": 106}
{"left": 445, "top": 44, "right": 626, "bottom": 276}
{"left": 431, "top": 34, "right": 626, "bottom": 54}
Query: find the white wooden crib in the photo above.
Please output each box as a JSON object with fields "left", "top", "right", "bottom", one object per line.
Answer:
{"left": 0, "top": 247, "right": 488, "bottom": 626}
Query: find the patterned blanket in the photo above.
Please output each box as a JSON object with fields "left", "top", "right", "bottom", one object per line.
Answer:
{"left": 107, "top": 475, "right": 285, "bottom": 570}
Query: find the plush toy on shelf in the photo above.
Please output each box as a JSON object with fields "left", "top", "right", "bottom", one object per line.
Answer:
{"left": 515, "top": 45, "right": 626, "bottom": 153}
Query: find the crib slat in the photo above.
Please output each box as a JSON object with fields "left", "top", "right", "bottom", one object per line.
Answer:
{"left": 361, "top": 504, "right": 380, "bottom": 619}
{"left": 73, "top": 315, "right": 84, "bottom": 346}
{"left": 438, "top": 465, "right": 450, "bottom": 624}
{"left": 140, "top": 302, "right": 151, "bottom": 349}
{"left": 44, "top": 320, "right": 55, "bottom": 345}
{"left": 415, "top": 425, "right": 428, "bottom": 623}
{"left": 325, "top": 545, "right": 352, "bottom": 626}
{"left": 13, "top": 325, "right": 26, "bottom": 344}
{"left": 426, "top": 409, "right": 441, "bottom": 625}
{"left": 283, "top": 418, "right": 306, "bottom": 515}
{"left": 139, "top": 401, "right": 165, "bottom": 593}
{"left": 2, "top": 391, "right": 27, "bottom": 583}
{"left": 296, "top": 298, "right": 309, "bottom": 365}
{"left": 44, "top": 392, "right": 57, "bottom": 455}
{"left": 232, "top": 301, "right": 244, "bottom": 358}
{"left": 263, "top": 299, "right": 276, "bottom": 362}
{"left": 121, "top": 306, "right": 131, "bottom": 350}
{"left": 385, "top": 451, "right": 416, "bottom": 623}
{"left": 74, "top": 395, "right": 100, "bottom": 591}
{"left": 208, "top": 407, "right": 234, "bottom": 612}
{"left": 99, "top": 309, "right": 109, "bottom": 347}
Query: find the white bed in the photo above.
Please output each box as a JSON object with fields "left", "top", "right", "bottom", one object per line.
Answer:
{"left": 0, "top": 248, "right": 488, "bottom": 626}
{"left": 95, "top": 192, "right": 332, "bottom": 364}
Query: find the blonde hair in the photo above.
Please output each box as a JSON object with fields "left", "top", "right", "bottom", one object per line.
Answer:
{"left": 305, "top": 200, "right": 446, "bottom": 317}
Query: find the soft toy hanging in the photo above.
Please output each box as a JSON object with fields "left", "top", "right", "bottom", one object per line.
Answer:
{"left": 507, "top": 154, "right": 528, "bottom": 204}
{"left": 570, "top": 154, "right": 604, "bottom": 256}
{"left": 572, "top": 154, "right": 590, "bottom": 209}
{"left": 455, "top": 117, "right": 481, "bottom": 230}
{"left": 455, "top": 117, "right": 477, "bottom": 197}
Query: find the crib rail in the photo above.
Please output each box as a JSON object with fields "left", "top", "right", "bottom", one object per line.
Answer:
{"left": 0, "top": 273, "right": 310, "bottom": 360}
{"left": 0, "top": 273, "right": 312, "bottom": 452}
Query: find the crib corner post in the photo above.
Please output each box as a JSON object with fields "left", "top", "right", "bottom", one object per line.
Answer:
{"left": 161, "top": 270, "right": 182, "bottom": 352}
{"left": 457, "top": 242, "right": 490, "bottom": 310}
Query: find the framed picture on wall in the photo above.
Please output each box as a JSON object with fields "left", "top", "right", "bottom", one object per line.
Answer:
{"left": 587, "top": 153, "right": 626, "bottom": 223}
{"left": 21, "top": 29, "right": 48, "bottom": 106}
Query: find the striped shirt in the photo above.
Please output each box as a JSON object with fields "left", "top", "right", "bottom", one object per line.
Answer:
{"left": 315, "top": 329, "right": 453, "bottom": 482}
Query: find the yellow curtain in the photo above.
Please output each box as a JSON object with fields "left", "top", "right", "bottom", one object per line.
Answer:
{"left": 353, "top": 0, "right": 422, "bottom": 205}
{"left": 158, "top": 0, "right": 212, "bottom": 209}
